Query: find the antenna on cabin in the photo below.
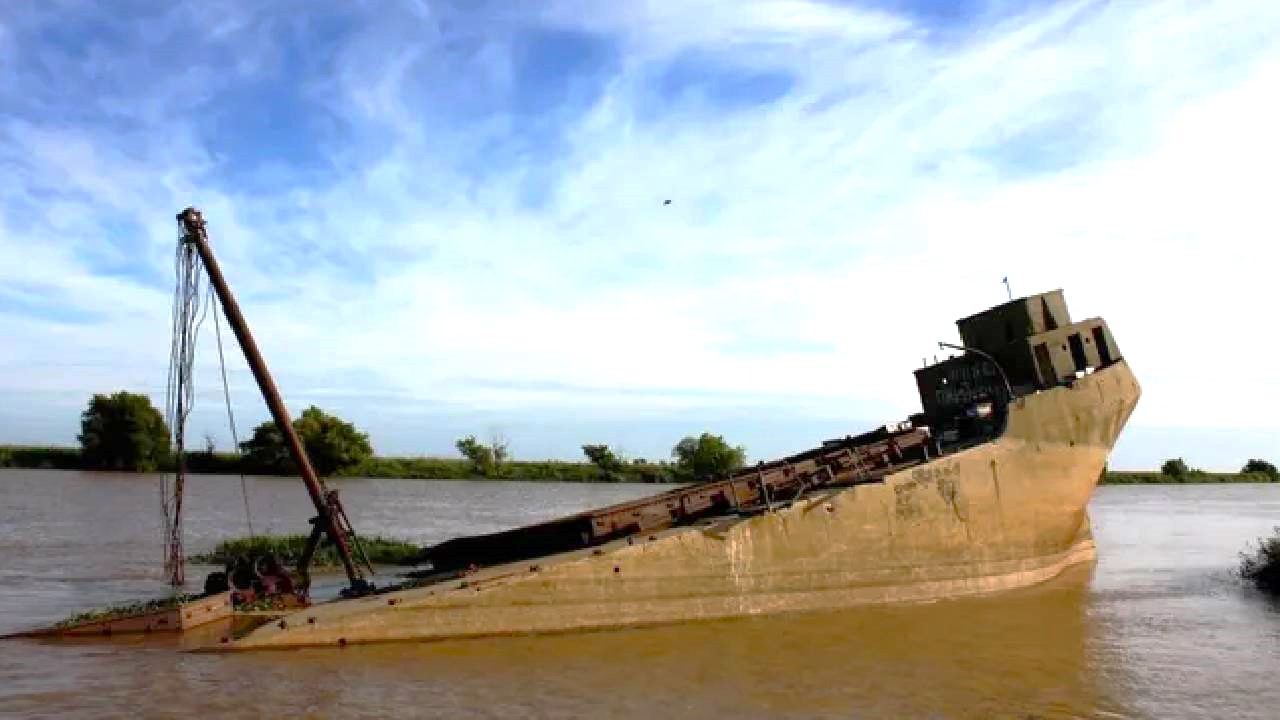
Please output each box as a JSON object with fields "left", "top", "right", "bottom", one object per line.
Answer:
{"left": 1002, "top": 277, "right": 1012, "bottom": 301}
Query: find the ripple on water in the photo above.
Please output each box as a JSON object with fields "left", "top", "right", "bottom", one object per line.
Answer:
{"left": 1, "top": 471, "right": 1279, "bottom": 718}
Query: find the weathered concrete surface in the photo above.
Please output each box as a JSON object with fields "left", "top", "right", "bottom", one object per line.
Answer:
{"left": 209, "top": 360, "right": 1139, "bottom": 651}
{"left": 7, "top": 591, "right": 234, "bottom": 639}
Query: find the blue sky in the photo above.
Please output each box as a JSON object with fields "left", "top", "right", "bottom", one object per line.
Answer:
{"left": 2, "top": 0, "right": 1278, "bottom": 470}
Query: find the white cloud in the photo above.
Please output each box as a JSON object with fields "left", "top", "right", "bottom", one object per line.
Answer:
{"left": 543, "top": 0, "right": 910, "bottom": 60}
{"left": 1, "top": 0, "right": 1278, "bottom": 468}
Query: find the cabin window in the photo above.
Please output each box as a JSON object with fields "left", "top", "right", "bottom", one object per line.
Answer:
{"left": 1092, "top": 326, "right": 1113, "bottom": 365}
{"left": 1068, "top": 333, "right": 1087, "bottom": 372}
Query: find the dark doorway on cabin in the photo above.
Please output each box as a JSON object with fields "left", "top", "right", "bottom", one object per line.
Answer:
{"left": 1034, "top": 343, "right": 1054, "bottom": 386}
{"left": 1068, "top": 333, "right": 1087, "bottom": 372}
{"left": 1092, "top": 326, "right": 1113, "bottom": 366}
{"left": 1041, "top": 297, "right": 1058, "bottom": 331}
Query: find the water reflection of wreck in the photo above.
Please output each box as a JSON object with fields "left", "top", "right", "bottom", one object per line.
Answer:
{"left": 215, "top": 287, "right": 1139, "bottom": 651}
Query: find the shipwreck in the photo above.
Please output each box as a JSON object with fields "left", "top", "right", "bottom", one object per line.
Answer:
{"left": 196, "top": 219, "right": 1138, "bottom": 650}
{"left": 6, "top": 207, "right": 1141, "bottom": 649}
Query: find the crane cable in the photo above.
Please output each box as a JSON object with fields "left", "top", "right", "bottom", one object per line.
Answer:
{"left": 212, "top": 287, "right": 254, "bottom": 538}
{"left": 162, "top": 229, "right": 256, "bottom": 589}
{"left": 162, "top": 236, "right": 209, "bottom": 588}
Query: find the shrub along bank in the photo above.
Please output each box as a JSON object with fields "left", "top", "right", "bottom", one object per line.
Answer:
{"left": 1101, "top": 470, "right": 1276, "bottom": 484}
{"left": 343, "top": 456, "right": 674, "bottom": 483}
{"left": 1101, "top": 457, "right": 1278, "bottom": 484}
{"left": 6, "top": 446, "right": 1278, "bottom": 485}
{"left": 0, "top": 446, "right": 678, "bottom": 483}
{"left": 0, "top": 446, "right": 83, "bottom": 470}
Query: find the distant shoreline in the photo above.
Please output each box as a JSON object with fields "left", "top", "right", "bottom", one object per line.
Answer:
{"left": 0, "top": 445, "right": 676, "bottom": 484}
{"left": 2, "top": 445, "right": 1274, "bottom": 485}
{"left": 1099, "top": 470, "right": 1275, "bottom": 485}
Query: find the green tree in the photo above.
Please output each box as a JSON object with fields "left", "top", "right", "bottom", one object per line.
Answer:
{"left": 239, "top": 406, "right": 372, "bottom": 476}
{"left": 582, "top": 444, "right": 625, "bottom": 479}
{"left": 240, "top": 422, "right": 291, "bottom": 474}
{"left": 294, "top": 406, "right": 373, "bottom": 476}
{"left": 671, "top": 433, "right": 746, "bottom": 483}
{"left": 77, "top": 391, "right": 171, "bottom": 471}
{"left": 489, "top": 431, "right": 510, "bottom": 475}
{"left": 456, "top": 435, "right": 496, "bottom": 476}
{"left": 1160, "top": 457, "right": 1191, "bottom": 479}
{"left": 1242, "top": 459, "right": 1279, "bottom": 481}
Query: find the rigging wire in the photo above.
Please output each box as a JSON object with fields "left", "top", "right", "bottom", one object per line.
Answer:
{"left": 212, "top": 287, "right": 254, "bottom": 538}
{"left": 162, "top": 235, "right": 210, "bottom": 588}
{"left": 162, "top": 226, "right": 258, "bottom": 589}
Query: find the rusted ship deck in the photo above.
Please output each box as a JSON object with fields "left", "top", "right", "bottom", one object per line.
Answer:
{"left": 414, "top": 425, "right": 935, "bottom": 576}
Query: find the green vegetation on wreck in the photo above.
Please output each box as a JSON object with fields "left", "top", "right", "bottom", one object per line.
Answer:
{"left": 55, "top": 594, "right": 201, "bottom": 628}
{"left": 189, "top": 534, "right": 420, "bottom": 567}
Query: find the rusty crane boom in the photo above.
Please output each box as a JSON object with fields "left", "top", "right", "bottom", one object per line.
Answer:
{"left": 176, "top": 207, "right": 373, "bottom": 598}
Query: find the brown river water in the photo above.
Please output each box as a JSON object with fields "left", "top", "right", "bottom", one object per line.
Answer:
{"left": 1, "top": 469, "right": 1278, "bottom": 719}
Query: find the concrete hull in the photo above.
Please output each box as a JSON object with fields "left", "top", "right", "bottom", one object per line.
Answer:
{"left": 211, "top": 360, "right": 1140, "bottom": 651}
{"left": 6, "top": 592, "right": 235, "bottom": 639}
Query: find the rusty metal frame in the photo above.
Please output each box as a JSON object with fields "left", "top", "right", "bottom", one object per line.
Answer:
{"left": 416, "top": 426, "right": 932, "bottom": 574}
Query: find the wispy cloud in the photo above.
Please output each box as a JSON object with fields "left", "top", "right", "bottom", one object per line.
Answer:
{"left": 2, "top": 0, "right": 1277, "bottom": 469}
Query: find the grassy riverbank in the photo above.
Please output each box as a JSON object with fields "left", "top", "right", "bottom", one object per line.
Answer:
{"left": 0, "top": 446, "right": 83, "bottom": 470}
{"left": 343, "top": 456, "right": 673, "bottom": 483}
{"left": 0, "top": 445, "right": 678, "bottom": 483}
{"left": 1101, "top": 470, "right": 1277, "bottom": 484}
{"left": 4, "top": 445, "right": 1277, "bottom": 485}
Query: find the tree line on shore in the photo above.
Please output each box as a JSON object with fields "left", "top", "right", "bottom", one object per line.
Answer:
{"left": 2, "top": 390, "right": 1279, "bottom": 486}
{"left": 1, "top": 390, "right": 1277, "bottom": 486}
{"left": 0, "top": 391, "right": 747, "bottom": 484}
{"left": 1100, "top": 457, "right": 1279, "bottom": 484}
{"left": 3, "top": 390, "right": 1278, "bottom": 595}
